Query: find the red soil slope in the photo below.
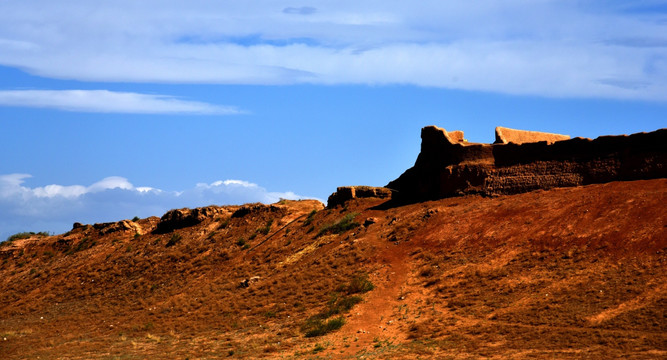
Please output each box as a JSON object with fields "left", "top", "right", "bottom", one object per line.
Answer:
{"left": 0, "top": 180, "right": 665, "bottom": 359}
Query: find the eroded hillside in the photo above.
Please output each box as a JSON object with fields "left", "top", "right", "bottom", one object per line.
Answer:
{"left": 1, "top": 180, "right": 666, "bottom": 359}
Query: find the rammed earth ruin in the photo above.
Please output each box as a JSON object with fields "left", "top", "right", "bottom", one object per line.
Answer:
{"left": 328, "top": 126, "right": 666, "bottom": 207}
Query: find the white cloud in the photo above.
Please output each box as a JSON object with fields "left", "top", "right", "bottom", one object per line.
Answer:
{"left": 0, "top": 174, "right": 314, "bottom": 241}
{"left": 87, "top": 176, "right": 136, "bottom": 192}
{"left": 0, "top": 1, "right": 665, "bottom": 100}
{"left": 0, "top": 90, "right": 242, "bottom": 114}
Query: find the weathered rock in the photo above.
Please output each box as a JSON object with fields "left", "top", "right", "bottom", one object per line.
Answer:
{"left": 155, "top": 206, "right": 226, "bottom": 233}
{"left": 231, "top": 203, "right": 285, "bottom": 218}
{"left": 93, "top": 220, "right": 142, "bottom": 236}
{"left": 238, "top": 276, "right": 261, "bottom": 288}
{"left": 327, "top": 186, "right": 392, "bottom": 208}
{"left": 387, "top": 126, "right": 667, "bottom": 203}
{"left": 494, "top": 126, "right": 570, "bottom": 145}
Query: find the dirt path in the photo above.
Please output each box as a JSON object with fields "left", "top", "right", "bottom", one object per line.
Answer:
{"left": 333, "top": 239, "right": 412, "bottom": 356}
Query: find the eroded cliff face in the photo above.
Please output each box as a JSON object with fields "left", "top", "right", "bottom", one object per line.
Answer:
{"left": 386, "top": 126, "right": 667, "bottom": 202}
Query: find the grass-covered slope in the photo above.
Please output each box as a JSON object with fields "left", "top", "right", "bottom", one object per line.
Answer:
{"left": 0, "top": 180, "right": 665, "bottom": 359}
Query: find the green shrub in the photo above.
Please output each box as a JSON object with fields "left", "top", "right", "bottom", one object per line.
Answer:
{"left": 166, "top": 233, "right": 182, "bottom": 247}
{"left": 331, "top": 295, "right": 362, "bottom": 314}
{"left": 257, "top": 219, "right": 273, "bottom": 235}
{"left": 236, "top": 237, "right": 250, "bottom": 249}
{"left": 316, "top": 212, "right": 360, "bottom": 237}
{"left": 300, "top": 273, "right": 373, "bottom": 337}
{"left": 303, "top": 210, "right": 317, "bottom": 226}
{"left": 65, "top": 237, "right": 95, "bottom": 254}
{"left": 303, "top": 316, "right": 345, "bottom": 338}
{"left": 343, "top": 273, "right": 375, "bottom": 294}
{"left": 132, "top": 216, "right": 140, "bottom": 222}
{"left": 315, "top": 293, "right": 364, "bottom": 318}
{"left": 5, "top": 231, "right": 50, "bottom": 244}
{"left": 217, "top": 218, "right": 230, "bottom": 229}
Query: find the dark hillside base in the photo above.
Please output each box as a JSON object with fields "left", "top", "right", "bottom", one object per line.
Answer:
{"left": 0, "top": 181, "right": 665, "bottom": 359}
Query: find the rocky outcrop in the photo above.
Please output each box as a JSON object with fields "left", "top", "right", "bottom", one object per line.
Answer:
{"left": 155, "top": 206, "right": 229, "bottom": 233}
{"left": 327, "top": 186, "right": 392, "bottom": 208}
{"left": 230, "top": 203, "right": 285, "bottom": 218}
{"left": 387, "top": 126, "right": 667, "bottom": 203}
{"left": 494, "top": 126, "right": 570, "bottom": 144}
{"left": 93, "top": 220, "right": 142, "bottom": 236}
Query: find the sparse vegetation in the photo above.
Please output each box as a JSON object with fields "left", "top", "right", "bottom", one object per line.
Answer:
{"left": 70, "top": 237, "right": 95, "bottom": 253}
{"left": 303, "top": 316, "right": 345, "bottom": 338}
{"left": 132, "top": 216, "right": 140, "bottom": 222}
{"left": 166, "top": 233, "right": 182, "bottom": 247}
{"left": 236, "top": 237, "right": 250, "bottom": 249}
{"left": 341, "top": 272, "right": 375, "bottom": 294}
{"left": 301, "top": 273, "right": 374, "bottom": 337}
{"left": 303, "top": 210, "right": 317, "bottom": 226}
{"left": 217, "top": 217, "right": 230, "bottom": 229}
{"left": 324, "top": 294, "right": 363, "bottom": 316}
{"left": 257, "top": 219, "right": 273, "bottom": 235}
{"left": 0, "top": 182, "right": 664, "bottom": 359}
{"left": 316, "top": 212, "right": 360, "bottom": 237}
{"left": 4, "top": 231, "right": 50, "bottom": 246}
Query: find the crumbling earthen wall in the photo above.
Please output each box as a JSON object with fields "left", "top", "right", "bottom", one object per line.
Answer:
{"left": 386, "top": 126, "right": 667, "bottom": 202}
{"left": 494, "top": 126, "right": 570, "bottom": 145}
{"left": 327, "top": 186, "right": 392, "bottom": 208}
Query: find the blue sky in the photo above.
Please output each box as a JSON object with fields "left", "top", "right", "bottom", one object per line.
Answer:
{"left": 1, "top": 1, "right": 666, "bottom": 240}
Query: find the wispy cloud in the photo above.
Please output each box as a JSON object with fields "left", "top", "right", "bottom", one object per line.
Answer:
{"left": 0, "top": 1, "right": 666, "bottom": 100}
{"left": 283, "top": 6, "right": 317, "bottom": 15}
{"left": 0, "top": 90, "right": 243, "bottom": 114}
{"left": 0, "top": 174, "right": 314, "bottom": 241}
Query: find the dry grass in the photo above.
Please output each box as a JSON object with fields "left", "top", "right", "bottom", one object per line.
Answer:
{"left": 0, "top": 182, "right": 665, "bottom": 359}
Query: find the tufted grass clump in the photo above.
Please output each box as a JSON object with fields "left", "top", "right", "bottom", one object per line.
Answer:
{"left": 302, "top": 316, "right": 345, "bottom": 338}
{"left": 256, "top": 219, "right": 274, "bottom": 235}
{"left": 340, "top": 272, "right": 375, "bottom": 294}
{"left": 316, "top": 212, "right": 360, "bottom": 237}
{"left": 166, "top": 233, "right": 182, "bottom": 247}
{"left": 302, "top": 210, "right": 317, "bottom": 226}
{"left": 236, "top": 237, "right": 250, "bottom": 249}
{"left": 301, "top": 273, "right": 373, "bottom": 337}
{"left": 4, "top": 231, "right": 50, "bottom": 245}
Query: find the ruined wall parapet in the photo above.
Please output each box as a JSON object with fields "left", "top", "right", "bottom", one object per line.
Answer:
{"left": 387, "top": 126, "right": 667, "bottom": 202}
{"left": 327, "top": 186, "right": 392, "bottom": 208}
{"left": 494, "top": 126, "right": 570, "bottom": 145}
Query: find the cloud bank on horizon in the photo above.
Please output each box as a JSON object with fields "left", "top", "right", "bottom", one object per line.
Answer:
{"left": 0, "top": 0, "right": 666, "bottom": 102}
{"left": 0, "top": 174, "right": 309, "bottom": 241}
